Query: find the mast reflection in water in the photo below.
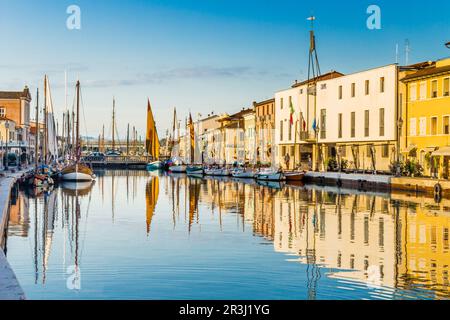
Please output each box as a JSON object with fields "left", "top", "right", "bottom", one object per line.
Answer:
{"left": 5, "top": 170, "right": 450, "bottom": 300}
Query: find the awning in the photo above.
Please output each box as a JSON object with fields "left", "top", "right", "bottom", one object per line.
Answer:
{"left": 421, "top": 146, "right": 438, "bottom": 153}
{"left": 406, "top": 144, "right": 417, "bottom": 152}
{"left": 432, "top": 146, "right": 450, "bottom": 157}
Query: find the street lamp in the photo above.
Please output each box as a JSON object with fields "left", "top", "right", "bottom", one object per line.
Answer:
{"left": 4, "top": 120, "right": 9, "bottom": 171}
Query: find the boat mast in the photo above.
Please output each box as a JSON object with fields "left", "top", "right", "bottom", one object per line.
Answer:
{"left": 126, "top": 123, "right": 130, "bottom": 156}
{"left": 76, "top": 81, "right": 80, "bottom": 162}
{"left": 35, "top": 88, "right": 39, "bottom": 170}
{"left": 43, "top": 76, "right": 48, "bottom": 165}
{"left": 112, "top": 98, "right": 116, "bottom": 151}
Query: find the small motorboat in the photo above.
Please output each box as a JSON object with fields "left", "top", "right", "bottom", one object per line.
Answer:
{"left": 147, "top": 161, "right": 162, "bottom": 171}
{"left": 284, "top": 171, "right": 305, "bottom": 182}
{"left": 169, "top": 165, "right": 187, "bottom": 173}
{"left": 187, "top": 165, "right": 204, "bottom": 175}
{"left": 255, "top": 168, "right": 285, "bottom": 181}
{"left": 204, "top": 167, "right": 231, "bottom": 176}
{"left": 231, "top": 168, "right": 256, "bottom": 179}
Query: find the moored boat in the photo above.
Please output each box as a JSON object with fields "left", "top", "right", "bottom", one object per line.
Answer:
{"left": 284, "top": 171, "right": 305, "bottom": 182}
{"left": 204, "top": 167, "right": 230, "bottom": 176}
{"left": 61, "top": 163, "right": 96, "bottom": 181}
{"left": 187, "top": 165, "right": 204, "bottom": 175}
{"left": 147, "top": 161, "right": 162, "bottom": 171}
{"left": 231, "top": 168, "right": 256, "bottom": 179}
{"left": 255, "top": 168, "right": 285, "bottom": 181}
{"left": 169, "top": 165, "right": 187, "bottom": 173}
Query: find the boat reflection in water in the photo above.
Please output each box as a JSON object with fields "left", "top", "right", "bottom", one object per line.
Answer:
{"left": 5, "top": 170, "right": 450, "bottom": 300}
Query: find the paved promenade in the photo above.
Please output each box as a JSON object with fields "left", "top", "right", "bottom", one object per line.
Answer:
{"left": 0, "top": 167, "right": 32, "bottom": 300}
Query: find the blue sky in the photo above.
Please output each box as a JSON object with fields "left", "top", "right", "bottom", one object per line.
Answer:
{"left": 0, "top": 0, "right": 449, "bottom": 138}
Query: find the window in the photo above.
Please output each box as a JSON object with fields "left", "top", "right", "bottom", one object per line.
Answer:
{"left": 380, "top": 77, "right": 385, "bottom": 93}
{"left": 431, "top": 80, "right": 438, "bottom": 98}
{"left": 280, "top": 121, "right": 284, "bottom": 141}
{"left": 419, "top": 82, "right": 426, "bottom": 100}
{"left": 320, "top": 109, "right": 326, "bottom": 139}
{"left": 382, "top": 144, "right": 389, "bottom": 158}
{"left": 410, "top": 118, "right": 417, "bottom": 136}
{"left": 351, "top": 112, "right": 356, "bottom": 138}
{"left": 444, "top": 78, "right": 450, "bottom": 96}
{"left": 379, "top": 108, "right": 385, "bottom": 137}
{"left": 365, "top": 80, "right": 370, "bottom": 95}
{"left": 431, "top": 117, "right": 438, "bottom": 135}
{"left": 338, "top": 86, "right": 343, "bottom": 99}
{"left": 364, "top": 110, "right": 370, "bottom": 137}
{"left": 321, "top": 83, "right": 327, "bottom": 90}
{"left": 0, "top": 107, "right": 5, "bottom": 117}
{"left": 299, "top": 88, "right": 303, "bottom": 94}
{"left": 410, "top": 84, "right": 417, "bottom": 101}
{"left": 280, "top": 97, "right": 284, "bottom": 110}
{"left": 338, "top": 113, "right": 343, "bottom": 138}
{"left": 351, "top": 83, "right": 356, "bottom": 97}
{"left": 419, "top": 117, "right": 427, "bottom": 136}
{"left": 444, "top": 116, "right": 450, "bottom": 135}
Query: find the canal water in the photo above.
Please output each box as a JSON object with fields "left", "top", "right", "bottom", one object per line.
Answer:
{"left": 5, "top": 170, "right": 450, "bottom": 300}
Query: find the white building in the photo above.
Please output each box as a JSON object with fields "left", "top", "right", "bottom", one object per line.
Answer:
{"left": 274, "top": 71, "right": 344, "bottom": 170}
{"left": 316, "top": 64, "right": 399, "bottom": 172}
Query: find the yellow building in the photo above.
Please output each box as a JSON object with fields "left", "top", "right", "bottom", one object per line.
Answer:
{"left": 401, "top": 58, "right": 450, "bottom": 178}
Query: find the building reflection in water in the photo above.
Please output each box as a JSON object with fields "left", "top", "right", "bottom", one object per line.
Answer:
{"left": 7, "top": 171, "right": 450, "bottom": 299}
{"left": 160, "top": 175, "right": 450, "bottom": 299}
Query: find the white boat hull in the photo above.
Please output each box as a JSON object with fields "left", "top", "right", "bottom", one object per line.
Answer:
{"left": 256, "top": 172, "right": 285, "bottom": 181}
{"left": 61, "top": 172, "right": 95, "bottom": 181}
{"left": 205, "top": 168, "right": 231, "bottom": 176}
{"left": 169, "top": 165, "right": 187, "bottom": 173}
{"left": 231, "top": 171, "right": 256, "bottom": 179}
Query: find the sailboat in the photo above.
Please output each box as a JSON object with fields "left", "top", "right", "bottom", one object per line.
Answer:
{"left": 186, "top": 113, "right": 203, "bottom": 175}
{"left": 145, "top": 99, "right": 162, "bottom": 171}
{"left": 168, "top": 108, "right": 187, "bottom": 173}
{"left": 60, "top": 81, "right": 96, "bottom": 182}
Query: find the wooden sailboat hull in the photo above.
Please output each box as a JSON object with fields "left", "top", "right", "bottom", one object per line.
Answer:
{"left": 60, "top": 163, "right": 95, "bottom": 181}
{"left": 61, "top": 171, "right": 95, "bottom": 181}
{"left": 284, "top": 171, "right": 305, "bottom": 181}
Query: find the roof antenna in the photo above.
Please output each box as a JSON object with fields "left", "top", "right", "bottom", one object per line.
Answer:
{"left": 405, "top": 39, "right": 410, "bottom": 65}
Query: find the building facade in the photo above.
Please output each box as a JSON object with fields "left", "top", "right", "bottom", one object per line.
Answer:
{"left": 400, "top": 58, "right": 450, "bottom": 179}
{"left": 0, "top": 87, "right": 32, "bottom": 154}
{"left": 316, "top": 64, "right": 399, "bottom": 173}
{"left": 254, "top": 98, "right": 275, "bottom": 166}
{"left": 275, "top": 71, "right": 344, "bottom": 170}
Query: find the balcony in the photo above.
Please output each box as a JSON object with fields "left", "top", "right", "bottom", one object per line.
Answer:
{"left": 300, "top": 131, "right": 316, "bottom": 142}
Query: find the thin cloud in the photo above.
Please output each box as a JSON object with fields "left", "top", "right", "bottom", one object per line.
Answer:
{"left": 84, "top": 66, "right": 291, "bottom": 88}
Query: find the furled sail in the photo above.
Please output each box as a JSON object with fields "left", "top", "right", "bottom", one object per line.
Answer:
{"left": 44, "top": 76, "right": 59, "bottom": 163}
{"left": 146, "top": 99, "right": 160, "bottom": 159}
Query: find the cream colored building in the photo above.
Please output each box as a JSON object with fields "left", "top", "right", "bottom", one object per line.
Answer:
{"left": 316, "top": 64, "right": 399, "bottom": 173}
{"left": 275, "top": 71, "right": 344, "bottom": 170}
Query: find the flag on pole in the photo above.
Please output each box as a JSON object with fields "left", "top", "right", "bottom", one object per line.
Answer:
{"left": 289, "top": 99, "right": 295, "bottom": 125}
{"left": 312, "top": 118, "right": 317, "bottom": 131}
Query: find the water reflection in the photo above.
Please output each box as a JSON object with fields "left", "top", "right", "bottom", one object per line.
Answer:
{"left": 6, "top": 171, "right": 450, "bottom": 300}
